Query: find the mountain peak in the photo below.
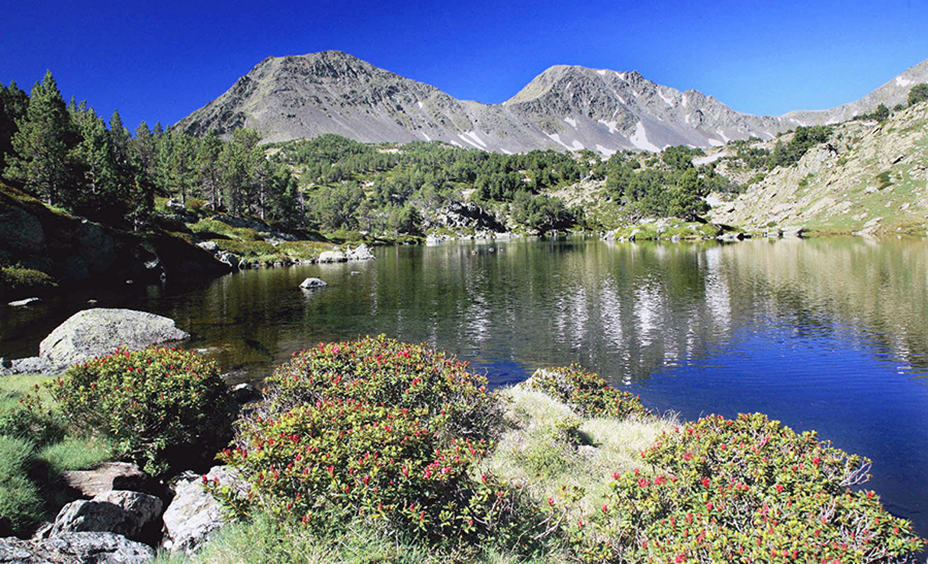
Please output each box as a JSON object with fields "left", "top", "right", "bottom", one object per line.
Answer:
{"left": 175, "top": 51, "right": 928, "bottom": 154}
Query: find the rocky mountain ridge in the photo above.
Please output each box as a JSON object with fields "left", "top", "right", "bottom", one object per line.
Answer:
{"left": 708, "top": 102, "right": 928, "bottom": 235}
{"left": 177, "top": 51, "right": 928, "bottom": 154}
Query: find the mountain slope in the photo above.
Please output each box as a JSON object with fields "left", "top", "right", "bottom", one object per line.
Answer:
{"left": 503, "top": 64, "right": 785, "bottom": 152}
{"left": 177, "top": 50, "right": 928, "bottom": 154}
{"left": 783, "top": 58, "right": 928, "bottom": 126}
{"left": 708, "top": 102, "right": 928, "bottom": 235}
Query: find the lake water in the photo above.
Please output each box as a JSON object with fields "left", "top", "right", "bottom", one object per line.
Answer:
{"left": 3, "top": 236, "right": 928, "bottom": 539}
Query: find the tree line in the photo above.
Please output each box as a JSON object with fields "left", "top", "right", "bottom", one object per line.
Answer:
{"left": 0, "top": 71, "right": 301, "bottom": 230}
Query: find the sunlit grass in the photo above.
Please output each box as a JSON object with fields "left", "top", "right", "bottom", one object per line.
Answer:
{"left": 481, "top": 386, "right": 674, "bottom": 525}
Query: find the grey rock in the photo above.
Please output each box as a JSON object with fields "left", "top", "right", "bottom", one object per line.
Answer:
{"left": 61, "top": 463, "right": 150, "bottom": 499}
{"left": 7, "top": 357, "right": 48, "bottom": 375}
{"left": 38, "top": 309, "right": 189, "bottom": 370}
{"left": 781, "top": 226, "right": 804, "bottom": 238}
{"left": 49, "top": 491, "right": 161, "bottom": 541}
{"left": 7, "top": 298, "right": 40, "bottom": 307}
{"left": 161, "top": 466, "right": 245, "bottom": 555}
{"left": 196, "top": 241, "right": 218, "bottom": 252}
{"left": 299, "top": 277, "right": 327, "bottom": 289}
{"left": 719, "top": 232, "right": 745, "bottom": 242}
{"left": 0, "top": 532, "right": 154, "bottom": 563}
{"left": 345, "top": 244, "right": 375, "bottom": 261}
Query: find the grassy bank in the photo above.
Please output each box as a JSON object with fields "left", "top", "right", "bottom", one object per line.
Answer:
{"left": 0, "top": 373, "right": 113, "bottom": 534}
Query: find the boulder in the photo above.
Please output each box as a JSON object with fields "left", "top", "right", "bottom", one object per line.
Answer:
{"left": 5, "top": 357, "right": 48, "bottom": 376}
{"left": 161, "top": 466, "right": 245, "bottom": 555}
{"left": 299, "top": 277, "right": 327, "bottom": 290}
{"left": 317, "top": 250, "right": 347, "bottom": 263}
{"left": 345, "top": 244, "right": 375, "bottom": 261}
{"left": 0, "top": 532, "right": 154, "bottom": 563}
{"left": 38, "top": 309, "right": 189, "bottom": 370}
{"left": 61, "top": 463, "right": 150, "bottom": 499}
{"left": 48, "top": 491, "right": 162, "bottom": 542}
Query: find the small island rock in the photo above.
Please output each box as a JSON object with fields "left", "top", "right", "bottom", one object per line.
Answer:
{"left": 299, "top": 277, "right": 327, "bottom": 289}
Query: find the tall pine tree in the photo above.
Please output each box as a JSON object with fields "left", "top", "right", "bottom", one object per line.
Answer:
{"left": 5, "top": 71, "right": 75, "bottom": 205}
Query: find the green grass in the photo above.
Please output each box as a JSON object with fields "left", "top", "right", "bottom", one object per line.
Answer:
{"left": 0, "top": 435, "right": 44, "bottom": 532}
{"left": 38, "top": 436, "right": 113, "bottom": 475}
{"left": 0, "top": 373, "right": 114, "bottom": 535}
{"left": 482, "top": 386, "right": 673, "bottom": 525}
{"left": 154, "top": 510, "right": 571, "bottom": 564}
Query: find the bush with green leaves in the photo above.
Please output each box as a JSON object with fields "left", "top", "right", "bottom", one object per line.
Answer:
{"left": 575, "top": 412, "right": 924, "bottom": 563}
{"left": 0, "top": 435, "right": 44, "bottom": 534}
{"left": 217, "top": 336, "right": 547, "bottom": 549}
{"left": 49, "top": 347, "right": 236, "bottom": 476}
{"left": 527, "top": 365, "right": 651, "bottom": 420}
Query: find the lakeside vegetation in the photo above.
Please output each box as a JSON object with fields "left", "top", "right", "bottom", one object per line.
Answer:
{"left": 1, "top": 339, "right": 923, "bottom": 562}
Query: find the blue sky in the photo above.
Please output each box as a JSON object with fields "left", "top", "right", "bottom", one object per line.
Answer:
{"left": 2, "top": 0, "right": 927, "bottom": 131}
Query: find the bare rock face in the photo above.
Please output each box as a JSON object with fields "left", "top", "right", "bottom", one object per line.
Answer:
{"left": 38, "top": 309, "right": 189, "bottom": 371}
{"left": 61, "top": 463, "right": 150, "bottom": 499}
{"left": 48, "top": 491, "right": 162, "bottom": 542}
{"left": 161, "top": 466, "right": 245, "bottom": 555}
{"left": 0, "top": 532, "right": 154, "bottom": 563}
{"left": 316, "top": 250, "right": 347, "bottom": 263}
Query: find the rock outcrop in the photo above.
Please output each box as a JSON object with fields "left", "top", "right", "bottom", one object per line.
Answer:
{"left": 61, "top": 463, "right": 151, "bottom": 499}
{"left": 48, "top": 492, "right": 162, "bottom": 542}
{"left": 161, "top": 466, "right": 244, "bottom": 555}
{"left": 0, "top": 532, "right": 154, "bottom": 564}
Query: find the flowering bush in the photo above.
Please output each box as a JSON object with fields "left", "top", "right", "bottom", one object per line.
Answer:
{"left": 527, "top": 365, "right": 651, "bottom": 420}
{"left": 263, "top": 335, "right": 501, "bottom": 442}
{"left": 577, "top": 412, "right": 925, "bottom": 563}
{"left": 218, "top": 336, "right": 544, "bottom": 545}
{"left": 50, "top": 347, "right": 236, "bottom": 476}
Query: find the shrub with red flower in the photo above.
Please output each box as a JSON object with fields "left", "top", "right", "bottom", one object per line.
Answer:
{"left": 578, "top": 412, "right": 925, "bottom": 563}
{"left": 217, "top": 336, "right": 540, "bottom": 544}
{"left": 49, "top": 347, "right": 235, "bottom": 476}
{"left": 527, "top": 364, "right": 650, "bottom": 420}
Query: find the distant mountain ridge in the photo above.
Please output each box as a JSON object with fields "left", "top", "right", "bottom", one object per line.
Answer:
{"left": 176, "top": 50, "right": 928, "bottom": 154}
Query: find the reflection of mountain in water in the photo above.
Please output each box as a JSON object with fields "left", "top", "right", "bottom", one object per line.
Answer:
{"left": 714, "top": 238, "right": 928, "bottom": 379}
{"left": 4, "top": 237, "right": 926, "bottom": 388}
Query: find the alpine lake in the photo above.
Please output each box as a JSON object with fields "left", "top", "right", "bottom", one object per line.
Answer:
{"left": 3, "top": 235, "right": 928, "bottom": 540}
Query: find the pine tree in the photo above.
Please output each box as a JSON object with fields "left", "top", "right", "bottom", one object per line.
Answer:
{"left": 197, "top": 130, "right": 223, "bottom": 210}
{"left": 69, "top": 102, "right": 123, "bottom": 219}
{"left": 5, "top": 71, "right": 75, "bottom": 205}
{"left": 0, "top": 81, "right": 29, "bottom": 173}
